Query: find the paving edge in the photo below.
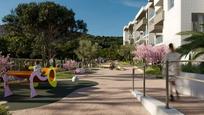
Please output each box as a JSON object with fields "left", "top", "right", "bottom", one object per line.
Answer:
{"left": 131, "top": 90, "right": 184, "bottom": 115}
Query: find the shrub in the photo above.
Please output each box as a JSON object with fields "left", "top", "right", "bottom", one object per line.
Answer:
{"left": 0, "top": 105, "right": 10, "bottom": 115}
{"left": 145, "top": 65, "right": 161, "bottom": 75}
{"left": 133, "top": 44, "right": 168, "bottom": 64}
{"left": 182, "top": 63, "right": 204, "bottom": 74}
{"left": 0, "top": 53, "right": 11, "bottom": 74}
{"left": 63, "top": 60, "right": 78, "bottom": 71}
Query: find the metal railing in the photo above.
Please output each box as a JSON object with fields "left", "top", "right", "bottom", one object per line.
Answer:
{"left": 132, "top": 60, "right": 204, "bottom": 109}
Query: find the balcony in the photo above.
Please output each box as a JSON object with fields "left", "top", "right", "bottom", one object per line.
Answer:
{"left": 154, "top": 10, "right": 164, "bottom": 25}
{"left": 149, "top": 25, "right": 163, "bottom": 33}
{"left": 135, "top": 39, "right": 146, "bottom": 45}
{"left": 135, "top": 17, "right": 147, "bottom": 31}
{"left": 154, "top": 0, "right": 163, "bottom": 6}
{"left": 148, "top": 10, "right": 164, "bottom": 33}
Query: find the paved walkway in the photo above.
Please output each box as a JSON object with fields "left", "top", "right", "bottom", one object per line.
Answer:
{"left": 11, "top": 68, "right": 149, "bottom": 115}
{"left": 133, "top": 76, "right": 204, "bottom": 115}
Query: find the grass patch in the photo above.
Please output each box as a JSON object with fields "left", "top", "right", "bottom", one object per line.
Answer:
{"left": 145, "top": 65, "right": 162, "bottom": 78}
{"left": 56, "top": 71, "right": 74, "bottom": 79}
{"left": 145, "top": 65, "right": 161, "bottom": 75}
{"left": 0, "top": 80, "right": 98, "bottom": 110}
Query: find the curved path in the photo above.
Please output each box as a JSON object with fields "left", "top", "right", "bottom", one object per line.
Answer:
{"left": 12, "top": 68, "right": 149, "bottom": 115}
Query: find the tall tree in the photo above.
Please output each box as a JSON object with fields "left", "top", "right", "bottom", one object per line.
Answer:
{"left": 75, "top": 38, "right": 99, "bottom": 67}
{"left": 2, "top": 2, "right": 87, "bottom": 61}
{"left": 118, "top": 44, "right": 134, "bottom": 61}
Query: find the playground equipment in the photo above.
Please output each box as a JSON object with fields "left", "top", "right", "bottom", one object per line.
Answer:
{"left": 2, "top": 67, "right": 57, "bottom": 98}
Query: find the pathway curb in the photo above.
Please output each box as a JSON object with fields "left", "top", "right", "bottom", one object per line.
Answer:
{"left": 131, "top": 90, "right": 184, "bottom": 115}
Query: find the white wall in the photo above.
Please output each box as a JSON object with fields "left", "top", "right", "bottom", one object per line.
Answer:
{"left": 123, "top": 29, "right": 129, "bottom": 45}
{"left": 148, "top": 33, "right": 156, "bottom": 45}
{"left": 163, "top": 0, "right": 182, "bottom": 48}
{"left": 181, "top": 0, "right": 204, "bottom": 45}
{"left": 177, "top": 72, "right": 204, "bottom": 99}
{"left": 163, "top": 0, "right": 204, "bottom": 48}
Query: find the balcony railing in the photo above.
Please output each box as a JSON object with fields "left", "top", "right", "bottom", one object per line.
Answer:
{"left": 154, "top": 0, "right": 163, "bottom": 6}
{"left": 135, "top": 17, "right": 147, "bottom": 31}
{"left": 148, "top": 10, "right": 164, "bottom": 33}
{"left": 154, "top": 10, "right": 164, "bottom": 25}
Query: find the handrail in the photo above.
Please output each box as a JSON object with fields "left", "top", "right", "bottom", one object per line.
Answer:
{"left": 167, "top": 60, "right": 204, "bottom": 63}
{"left": 176, "top": 76, "right": 204, "bottom": 83}
{"left": 132, "top": 59, "right": 204, "bottom": 109}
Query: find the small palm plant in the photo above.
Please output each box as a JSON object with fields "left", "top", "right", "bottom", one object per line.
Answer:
{"left": 177, "top": 31, "right": 204, "bottom": 59}
{"left": 177, "top": 31, "right": 204, "bottom": 73}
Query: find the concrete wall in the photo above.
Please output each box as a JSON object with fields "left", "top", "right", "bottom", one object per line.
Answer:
{"left": 163, "top": 0, "right": 204, "bottom": 47}
{"left": 176, "top": 72, "right": 204, "bottom": 99}
{"left": 123, "top": 29, "right": 129, "bottom": 45}
{"left": 180, "top": 0, "right": 204, "bottom": 45}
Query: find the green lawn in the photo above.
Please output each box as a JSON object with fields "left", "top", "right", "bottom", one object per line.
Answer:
{"left": 56, "top": 71, "right": 74, "bottom": 79}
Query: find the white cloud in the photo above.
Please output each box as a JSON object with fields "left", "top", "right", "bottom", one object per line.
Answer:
{"left": 109, "top": 0, "right": 147, "bottom": 8}
{"left": 122, "top": 0, "right": 146, "bottom": 8}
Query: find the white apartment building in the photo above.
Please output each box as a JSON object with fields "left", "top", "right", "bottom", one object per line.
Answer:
{"left": 123, "top": 0, "right": 204, "bottom": 48}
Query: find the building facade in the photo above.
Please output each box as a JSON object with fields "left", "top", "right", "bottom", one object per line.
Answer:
{"left": 123, "top": 0, "right": 204, "bottom": 48}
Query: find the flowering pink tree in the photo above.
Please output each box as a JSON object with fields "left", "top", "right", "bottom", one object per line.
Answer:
{"left": 133, "top": 44, "right": 153, "bottom": 63}
{"left": 150, "top": 45, "right": 168, "bottom": 64}
{"left": 63, "top": 60, "right": 78, "bottom": 71}
{"left": 133, "top": 44, "right": 168, "bottom": 64}
{"left": 0, "top": 53, "right": 11, "bottom": 74}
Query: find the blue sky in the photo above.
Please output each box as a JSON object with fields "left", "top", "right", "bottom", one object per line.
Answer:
{"left": 0, "top": 0, "right": 147, "bottom": 36}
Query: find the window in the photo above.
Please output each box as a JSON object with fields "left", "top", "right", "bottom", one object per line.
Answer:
{"left": 192, "top": 13, "right": 204, "bottom": 32}
{"left": 156, "top": 36, "right": 163, "bottom": 44}
{"left": 149, "top": 8, "right": 155, "bottom": 19}
{"left": 168, "top": 0, "right": 174, "bottom": 10}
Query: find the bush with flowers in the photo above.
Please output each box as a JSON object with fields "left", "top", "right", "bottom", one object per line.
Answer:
{"left": 133, "top": 44, "right": 168, "bottom": 64}
{"left": 0, "top": 52, "right": 11, "bottom": 75}
{"left": 63, "top": 60, "right": 78, "bottom": 71}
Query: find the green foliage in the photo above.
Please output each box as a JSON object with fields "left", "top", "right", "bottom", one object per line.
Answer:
{"left": 2, "top": 1, "right": 87, "bottom": 59}
{"left": 0, "top": 105, "right": 10, "bottom": 115}
{"left": 90, "top": 36, "right": 123, "bottom": 48}
{"left": 134, "top": 60, "right": 144, "bottom": 67}
{"left": 145, "top": 65, "right": 161, "bottom": 75}
{"left": 0, "top": 37, "right": 9, "bottom": 55}
{"left": 86, "top": 35, "right": 125, "bottom": 60}
{"left": 118, "top": 44, "right": 134, "bottom": 61}
{"left": 177, "top": 31, "right": 204, "bottom": 59}
{"left": 75, "top": 38, "right": 99, "bottom": 65}
{"left": 182, "top": 63, "right": 204, "bottom": 74}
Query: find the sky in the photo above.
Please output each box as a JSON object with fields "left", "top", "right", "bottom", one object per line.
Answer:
{"left": 0, "top": 0, "right": 147, "bottom": 36}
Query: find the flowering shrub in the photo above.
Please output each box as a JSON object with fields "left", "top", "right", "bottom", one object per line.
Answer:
{"left": 63, "top": 60, "right": 78, "bottom": 71}
{"left": 133, "top": 44, "right": 168, "bottom": 64}
{"left": 0, "top": 52, "right": 11, "bottom": 74}
{"left": 75, "top": 68, "right": 86, "bottom": 74}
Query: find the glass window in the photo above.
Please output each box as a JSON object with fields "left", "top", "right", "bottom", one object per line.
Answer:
{"left": 192, "top": 13, "right": 204, "bottom": 32}
{"left": 156, "top": 36, "right": 163, "bottom": 44}
{"left": 168, "top": 0, "right": 174, "bottom": 10}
